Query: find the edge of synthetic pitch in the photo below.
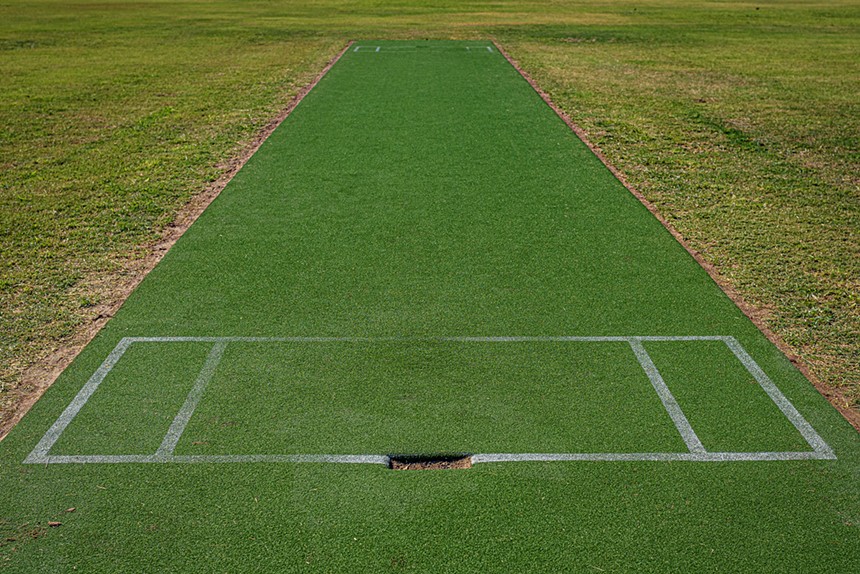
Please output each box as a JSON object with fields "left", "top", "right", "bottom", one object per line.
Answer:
{"left": 0, "top": 41, "right": 354, "bottom": 442}
{"left": 490, "top": 40, "right": 859, "bottom": 432}
{"left": 4, "top": 39, "right": 855, "bottom": 442}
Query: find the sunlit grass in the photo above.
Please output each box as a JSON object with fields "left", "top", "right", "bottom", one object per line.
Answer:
{"left": 1, "top": 0, "right": 857, "bottom": 425}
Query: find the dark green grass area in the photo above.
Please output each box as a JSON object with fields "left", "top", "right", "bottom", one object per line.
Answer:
{"left": 0, "top": 463, "right": 858, "bottom": 572}
{"left": 1, "top": 41, "right": 858, "bottom": 572}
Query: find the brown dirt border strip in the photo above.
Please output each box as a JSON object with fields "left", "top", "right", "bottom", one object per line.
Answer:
{"left": 491, "top": 40, "right": 860, "bottom": 432}
{"left": 0, "top": 41, "right": 354, "bottom": 441}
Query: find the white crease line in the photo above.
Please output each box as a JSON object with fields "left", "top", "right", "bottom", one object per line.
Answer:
{"left": 126, "top": 336, "right": 401, "bottom": 343}
{"left": 24, "top": 338, "right": 133, "bottom": 464}
{"left": 442, "top": 336, "right": 730, "bottom": 342}
{"left": 123, "top": 336, "right": 733, "bottom": 343}
{"left": 28, "top": 454, "right": 389, "bottom": 465}
{"left": 473, "top": 451, "right": 835, "bottom": 463}
{"left": 629, "top": 339, "right": 706, "bottom": 453}
{"left": 156, "top": 341, "right": 227, "bottom": 456}
{"left": 724, "top": 337, "right": 835, "bottom": 458}
{"left": 170, "top": 454, "right": 389, "bottom": 464}
{"left": 24, "top": 451, "right": 832, "bottom": 465}
{"left": 29, "top": 454, "right": 159, "bottom": 464}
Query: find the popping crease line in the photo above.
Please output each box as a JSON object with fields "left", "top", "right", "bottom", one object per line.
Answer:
{"left": 24, "top": 451, "right": 834, "bottom": 465}
{"left": 121, "top": 335, "right": 733, "bottom": 343}
{"left": 352, "top": 45, "right": 494, "bottom": 53}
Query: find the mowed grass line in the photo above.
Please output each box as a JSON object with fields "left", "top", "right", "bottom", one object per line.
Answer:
{"left": 1, "top": 1, "right": 857, "bottom": 431}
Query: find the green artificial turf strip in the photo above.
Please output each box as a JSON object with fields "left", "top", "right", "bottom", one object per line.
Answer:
{"left": 3, "top": 1, "right": 857, "bottom": 435}
{"left": 1, "top": 40, "right": 858, "bottom": 572}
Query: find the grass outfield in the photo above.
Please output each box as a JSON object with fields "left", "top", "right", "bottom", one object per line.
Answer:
{"left": 1, "top": 40, "right": 858, "bottom": 572}
{"left": 1, "top": 2, "right": 857, "bottom": 432}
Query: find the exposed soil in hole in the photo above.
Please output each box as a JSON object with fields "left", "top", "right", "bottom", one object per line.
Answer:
{"left": 389, "top": 454, "right": 472, "bottom": 470}
{"left": 0, "top": 43, "right": 354, "bottom": 441}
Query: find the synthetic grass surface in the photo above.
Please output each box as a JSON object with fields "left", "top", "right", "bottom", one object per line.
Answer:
{"left": 1, "top": 41, "right": 858, "bottom": 572}
{"left": 2, "top": 1, "right": 857, "bottom": 433}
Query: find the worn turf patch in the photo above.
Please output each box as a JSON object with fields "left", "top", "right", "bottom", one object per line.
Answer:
{"left": 1, "top": 40, "right": 857, "bottom": 572}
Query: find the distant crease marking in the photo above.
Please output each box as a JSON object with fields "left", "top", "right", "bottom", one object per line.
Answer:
{"left": 472, "top": 451, "right": 834, "bottom": 463}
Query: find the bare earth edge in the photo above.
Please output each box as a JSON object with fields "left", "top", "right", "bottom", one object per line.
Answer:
{"left": 0, "top": 43, "right": 354, "bottom": 440}
{"left": 490, "top": 41, "right": 859, "bottom": 433}
{"left": 1, "top": 39, "right": 856, "bottom": 441}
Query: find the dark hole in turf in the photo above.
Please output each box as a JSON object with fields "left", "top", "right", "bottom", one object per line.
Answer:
{"left": 388, "top": 454, "right": 472, "bottom": 470}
